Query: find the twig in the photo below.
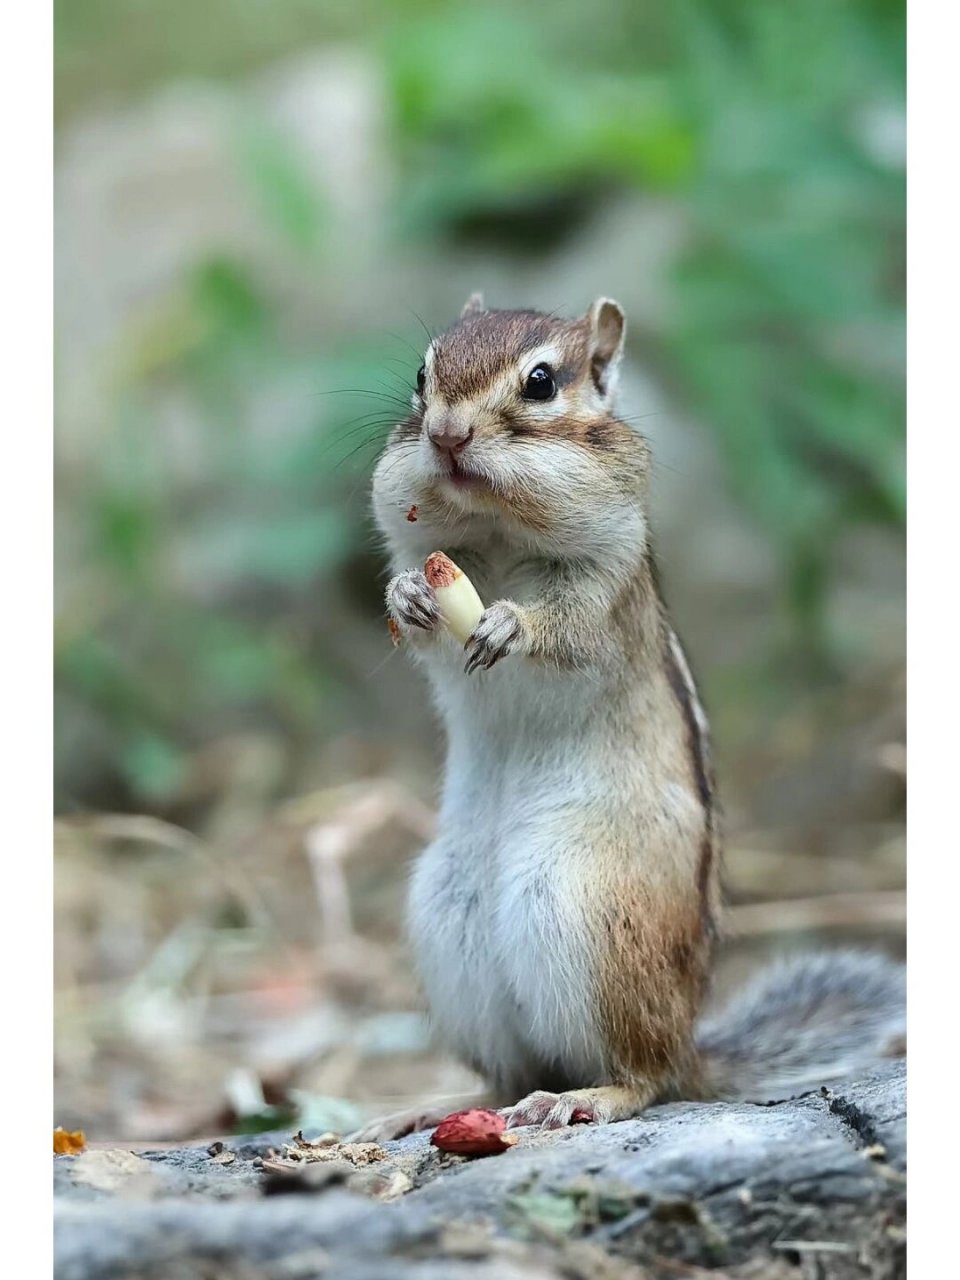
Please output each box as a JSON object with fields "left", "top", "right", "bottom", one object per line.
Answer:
{"left": 771, "top": 1240, "right": 856, "bottom": 1253}
{"left": 55, "top": 813, "right": 272, "bottom": 930}
{"left": 648, "top": 1255, "right": 738, "bottom": 1279}
{"left": 301, "top": 783, "right": 436, "bottom": 944}
{"left": 727, "top": 890, "right": 905, "bottom": 937}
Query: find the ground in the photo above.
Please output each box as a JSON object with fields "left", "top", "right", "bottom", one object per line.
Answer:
{"left": 54, "top": 1060, "right": 905, "bottom": 1280}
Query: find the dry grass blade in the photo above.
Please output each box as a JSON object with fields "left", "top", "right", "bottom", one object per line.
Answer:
{"left": 301, "top": 783, "right": 436, "bottom": 943}
{"left": 727, "top": 891, "right": 906, "bottom": 937}
{"left": 55, "top": 813, "right": 272, "bottom": 930}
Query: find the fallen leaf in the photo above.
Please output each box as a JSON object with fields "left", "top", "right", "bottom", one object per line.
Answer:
{"left": 348, "top": 1165, "right": 414, "bottom": 1201}
{"left": 272, "top": 1136, "right": 387, "bottom": 1168}
{"left": 54, "top": 1128, "right": 86, "bottom": 1156}
{"left": 506, "top": 1189, "right": 583, "bottom": 1238}
{"left": 261, "top": 1160, "right": 353, "bottom": 1194}
{"left": 291, "top": 1130, "right": 339, "bottom": 1151}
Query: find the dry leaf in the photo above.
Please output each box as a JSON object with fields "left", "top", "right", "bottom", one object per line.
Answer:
{"left": 54, "top": 1127, "right": 86, "bottom": 1156}
{"left": 261, "top": 1160, "right": 353, "bottom": 1194}
{"left": 291, "top": 1130, "right": 339, "bottom": 1151}
{"left": 324, "top": 1141, "right": 386, "bottom": 1165}
{"left": 269, "top": 1135, "right": 388, "bottom": 1172}
{"left": 262, "top": 1155, "right": 413, "bottom": 1201}
{"left": 260, "top": 1158, "right": 307, "bottom": 1178}
{"left": 348, "top": 1165, "right": 414, "bottom": 1201}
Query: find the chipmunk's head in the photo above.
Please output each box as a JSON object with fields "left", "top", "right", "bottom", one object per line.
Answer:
{"left": 373, "top": 295, "right": 650, "bottom": 554}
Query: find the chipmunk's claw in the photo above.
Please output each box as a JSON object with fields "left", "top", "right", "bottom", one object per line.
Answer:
{"left": 463, "top": 602, "right": 524, "bottom": 673}
{"left": 505, "top": 1089, "right": 604, "bottom": 1129}
{"left": 387, "top": 570, "right": 441, "bottom": 631}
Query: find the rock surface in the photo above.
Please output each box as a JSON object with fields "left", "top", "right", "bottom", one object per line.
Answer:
{"left": 54, "top": 1061, "right": 905, "bottom": 1280}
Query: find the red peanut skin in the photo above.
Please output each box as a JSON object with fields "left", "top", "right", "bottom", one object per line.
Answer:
{"left": 430, "top": 1108, "right": 517, "bottom": 1155}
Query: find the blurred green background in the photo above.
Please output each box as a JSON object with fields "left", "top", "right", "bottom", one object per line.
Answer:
{"left": 54, "top": 0, "right": 905, "bottom": 1140}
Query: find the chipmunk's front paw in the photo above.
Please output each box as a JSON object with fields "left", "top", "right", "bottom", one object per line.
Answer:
{"left": 387, "top": 569, "right": 441, "bottom": 632}
{"left": 464, "top": 601, "right": 527, "bottom": 673}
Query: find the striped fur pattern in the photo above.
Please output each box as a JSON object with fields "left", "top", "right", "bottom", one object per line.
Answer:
{"left": 370, "top": 297, "right": 904, "bottom": 1132}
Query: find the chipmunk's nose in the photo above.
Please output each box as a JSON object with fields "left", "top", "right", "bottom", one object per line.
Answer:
{"left": 427, "top": 416, "right": 474, "bottom": 456}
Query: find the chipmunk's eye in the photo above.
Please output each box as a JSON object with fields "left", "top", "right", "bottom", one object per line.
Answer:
{"left": 522, "top": 364, "right": 556, "bottom": 401}
{"left": 416, "top": 365, "right": 426, "bottom": 396}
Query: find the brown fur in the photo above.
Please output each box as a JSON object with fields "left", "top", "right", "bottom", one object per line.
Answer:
{"left": 595, "top": 882, "right": 709, "bottom": 1097}
{"left": 608, "top": 559, "right": 663, "bottom": 666}
{"left": 431, "top": 310, "right": 588, "bottom": 402}
{"left": 492, "top": 482, "right": 557, "bottom": 535}
{"left": 516, "top": 560, "right": 638, "bottom": 667}
{"left": 509, "top": 409, "right": 637, "bottom": 451}
{"left": 663, "top": 641, "right": 713, "bottom": 810}
{"left": 408, "top": 308, "right": 636, "bottom": 457}
{"left": 585, "top": 557, "right": 718, "bottom": 1099}
{"left": 662, "top": 627, "right": 721, "bottom": 938}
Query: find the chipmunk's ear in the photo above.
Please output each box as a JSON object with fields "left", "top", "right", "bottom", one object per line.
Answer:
{"left": 586, "top": 297, "right": 626, "bottom": 398}
{"left": 460, "top": 291, "right": 485, "bottom": 318}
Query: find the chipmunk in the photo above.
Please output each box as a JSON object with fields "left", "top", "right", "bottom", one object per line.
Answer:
{"left": 366, "top": 293, "right": 904, "bottom": 1137}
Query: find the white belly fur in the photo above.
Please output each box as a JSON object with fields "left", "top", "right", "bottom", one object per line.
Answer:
{"left": 408, "top": 649, "right": 616, "bottom": 1094}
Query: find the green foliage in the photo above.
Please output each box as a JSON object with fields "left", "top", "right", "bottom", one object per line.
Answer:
{"left": 664, "top": 0, "right": 904, "bottom": 643}
{"left": 385, "top": 7, "right": 698, "bottom": 235}
{"left": 54, "top": 0, "right": 904, "bottom": 807}
{"left": 234, "top": 119, "right": 329, "bottom": 253}
{"left": 55, "top": 240, "right": 407, "bottom": 805}
{"left": 381, "top": 0, "right": 904, "bottom": 648}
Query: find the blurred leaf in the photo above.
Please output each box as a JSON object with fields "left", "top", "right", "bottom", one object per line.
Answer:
{"left": 506, "top": 1189, "right": 583, "bottom": 1238}
{"left": 183, "top": 509, "right": 350, "bottom": 588}
{"left": 234, "top": 119, "right": 327, "bottom": 253}
{"left": 191, "top": 257, "right": 267, "bottom": 336}
{"left": 288, "top": 1093, "right": 365, "bottom": 1136}
{"left": 231, "top": 1105, "right": 298, "bottom": 1136}
{"left": 93, "top": 490, "right": 158, "bottom": 576}
{"left": 385, "top": 9, "right": 696, "bottom": 236}
{"left": 122, "top": 733, "right": 187, "bottom": 802}
{"left": 657, "top": 0, "right": 904, "bottom": 643}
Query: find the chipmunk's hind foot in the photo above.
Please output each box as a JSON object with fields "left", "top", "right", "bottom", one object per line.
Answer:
{"left": 505, "top": 1083, "right": 656, "bottom": 1129}
{"left": 349, "top": 1091, "right": 496, "bottom": 1143}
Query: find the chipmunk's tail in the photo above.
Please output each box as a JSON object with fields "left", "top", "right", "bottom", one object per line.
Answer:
{"left": 695, "top": 950, "right": 905, "bottom": 1102}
